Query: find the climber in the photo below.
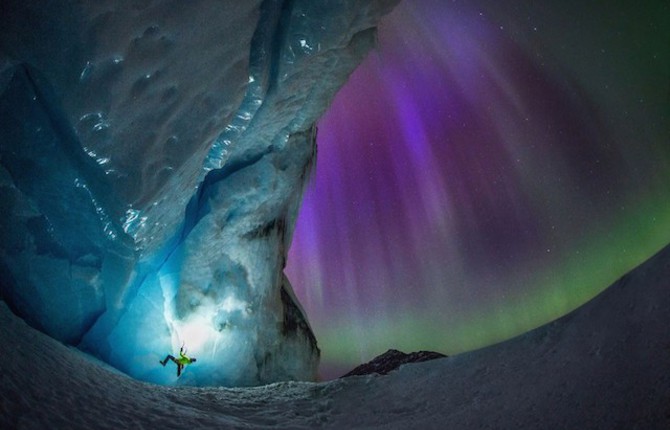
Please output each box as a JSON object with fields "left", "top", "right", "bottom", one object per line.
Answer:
{"left": 160, "top": 346, "right": 197, "bottom": 377}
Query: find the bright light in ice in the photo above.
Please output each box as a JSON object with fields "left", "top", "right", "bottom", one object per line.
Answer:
{"left": 221, "top": 295, "right": 249, "bottom": 314}
{"left": 164, "top": 293, "right": 247, "bottom": 360}
{"left": 170, "top": 308, "right": 236, "bottom": 360}
{"left": 174, "top": 314, "right": 219, "bottom": 354}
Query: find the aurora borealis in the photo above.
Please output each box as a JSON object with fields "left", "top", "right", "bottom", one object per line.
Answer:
{"left": 285, "top": 0, "right": 670, "bottom": 378}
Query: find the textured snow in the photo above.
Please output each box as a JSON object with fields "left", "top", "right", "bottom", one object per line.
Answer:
{"left": 0, "top": 0, "right": 398, "bottom": 386}
{"left": 2, "top": 244, "right": 669, "bottom": 429}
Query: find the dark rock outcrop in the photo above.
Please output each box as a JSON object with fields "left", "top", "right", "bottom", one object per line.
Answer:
{"left": 342, "top": 349, "right": 447, "bottom": 377}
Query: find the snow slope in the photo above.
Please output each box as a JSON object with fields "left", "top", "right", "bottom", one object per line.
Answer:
{"left": 2, "top": 243, "right": 669, "bottom": 429}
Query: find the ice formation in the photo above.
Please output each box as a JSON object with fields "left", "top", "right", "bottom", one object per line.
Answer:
{"left": 0, "top": 0, "right": 398, "bottom": 386}
{"left": 2, "top": 243, "right": 670, "bottom": 428}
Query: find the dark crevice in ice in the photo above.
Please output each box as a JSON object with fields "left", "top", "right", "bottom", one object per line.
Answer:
{"left": 178, "top": 0, "right": 296, "bottom": 244}
{"left": 203, "top": 0, "right": 289, "bottom": 171}
{"left": 280, "top": 281, "right": 317, "bottom": 347}
{"left": 267, "top": 0, "right": 295, "bottom": 95}
{"left": 146, "top": 0, "right": 295, "bottom": 276}
{"left": 243, "top": 216, "right": 287, "bottom": 240}
{"left": 182, "top": 146, "right": 274, "bottom": 242}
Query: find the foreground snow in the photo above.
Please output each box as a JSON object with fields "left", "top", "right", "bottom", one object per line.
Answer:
{"left": 2, "top": 244, "right": 669, "bottom": 428}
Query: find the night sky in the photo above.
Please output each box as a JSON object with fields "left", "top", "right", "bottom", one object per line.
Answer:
{"left": 286, "top": 0, "right": 670, "bottom": 378}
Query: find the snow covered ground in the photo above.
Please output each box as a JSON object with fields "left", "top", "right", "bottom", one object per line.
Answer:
{"left": 2, "top": 243, "right": 669, "bottom": 429}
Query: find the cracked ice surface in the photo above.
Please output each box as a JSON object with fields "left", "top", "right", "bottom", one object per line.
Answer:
{"left": 0, "top": 0, "right": 399, "bottom": 386}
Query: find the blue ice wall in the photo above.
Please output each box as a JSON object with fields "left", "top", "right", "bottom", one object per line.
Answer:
{"left": 0, "top": 0, "right": 397, "bottom": 386}
{"left": 0, "top": 64, "right": 136, "bottom": 343}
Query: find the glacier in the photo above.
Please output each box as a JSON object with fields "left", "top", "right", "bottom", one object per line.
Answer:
{"left": 0, "top": 0, "right": 398, "bottom": 386}
{"left": 2, "top": 241, "right": 670, "bottom": 428}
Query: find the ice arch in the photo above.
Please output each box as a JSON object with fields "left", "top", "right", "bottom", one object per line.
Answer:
{"left": 0, "top": 0, "right": 398, "bottom": 386}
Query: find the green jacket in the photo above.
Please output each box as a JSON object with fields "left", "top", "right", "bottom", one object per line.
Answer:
{"left": 177, "top": 351, "right": 194, "bottom": 366}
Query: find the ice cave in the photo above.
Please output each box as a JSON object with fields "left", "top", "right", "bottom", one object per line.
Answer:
{"left": 1, "top": 0, "right": 669, "bottom": 428}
